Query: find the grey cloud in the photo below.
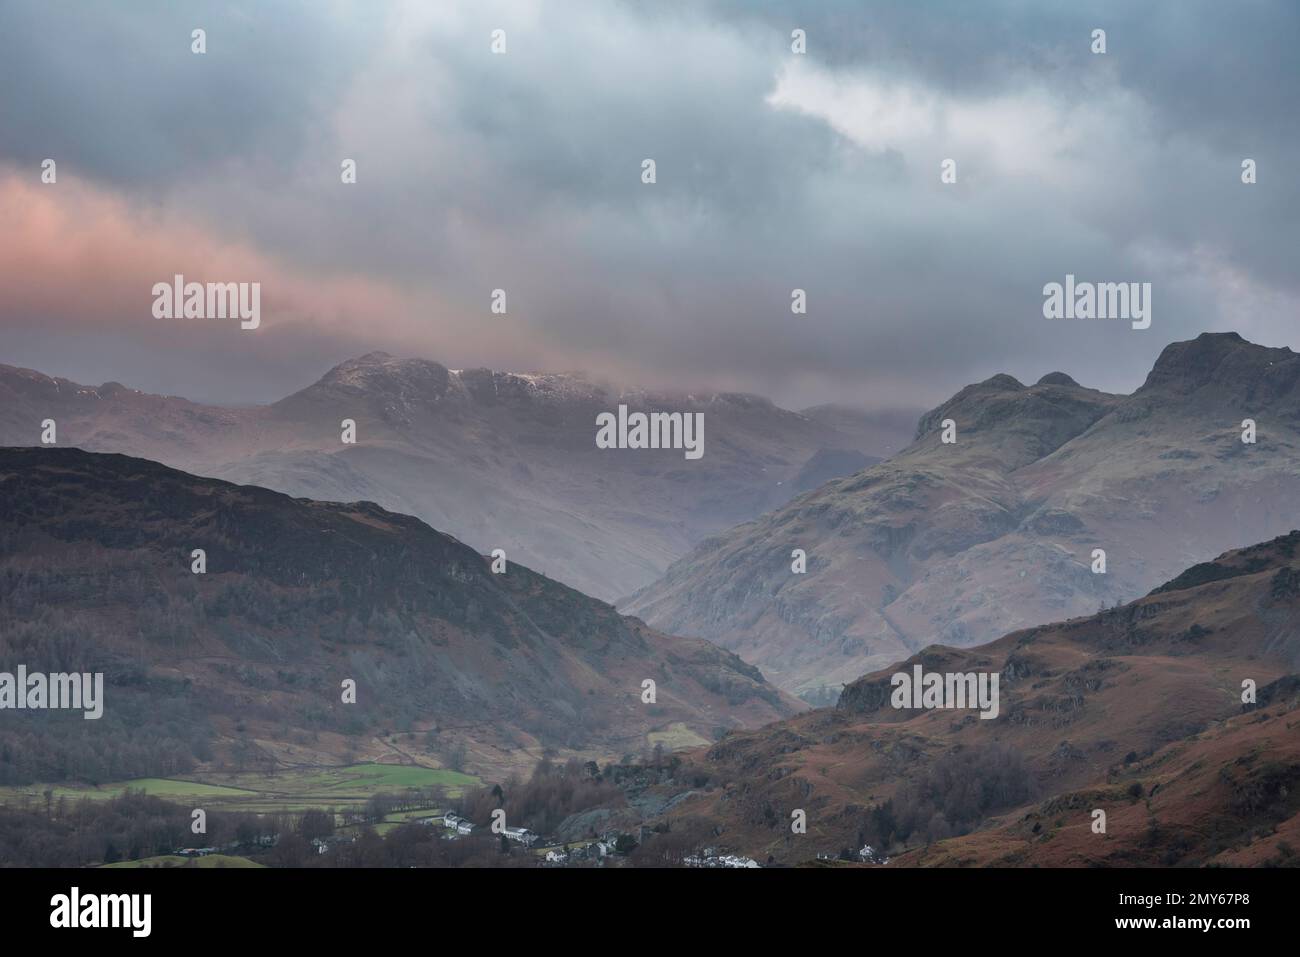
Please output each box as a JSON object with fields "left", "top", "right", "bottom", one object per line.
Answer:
{"left": 0, "top": 0, "right": 1295, "bottom": 412}
{"left": 0, "top": 0, "right": 376, "bottom": 187}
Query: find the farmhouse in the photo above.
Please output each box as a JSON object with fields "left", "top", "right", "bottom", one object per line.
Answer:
{"left": 438, "top": 813, "right": 475, "bottom": 836}
{"left": 503, "top": 826, "right": 538, "bottom": 846}
{"left": 858, "top": 844, "right": 888, "bottom": 865}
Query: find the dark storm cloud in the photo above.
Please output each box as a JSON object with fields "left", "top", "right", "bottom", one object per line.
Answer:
{"left": 0, "top": 0, "right": 374, "bottom": 187}
{"left": 695, "top": 0, "right": 1300, "bottom": 292}
{"left": 0, "top": 0, "right": 1295, "bottom": 410}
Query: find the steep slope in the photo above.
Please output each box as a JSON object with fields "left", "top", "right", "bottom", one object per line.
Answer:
{"left": 639, "top": 531, "right": 1300, "bottom": 866}
{"left": 0, "top": 448, "right": 798, "bottom": 785}
{"left": 625, "top": 333, "right": 1300, "bottom": 699}
{"left": 0, "top": 354, "right": 912, "bottom": 602}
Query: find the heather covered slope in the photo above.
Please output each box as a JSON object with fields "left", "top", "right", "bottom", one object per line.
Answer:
{"left": 0, "top": 448, "right": 797, "bottom": 785}
{"left": 625, "top": 333, "right": 1300, "bottom": 700}
{"left": 640, "top": 531, "right": 1300, "bottom": 866}
{"left": 896, "top": 693, "right": 1300, "bottom": 867}
{"left": 0, "top": 354, "right": 912, "bottom": 602}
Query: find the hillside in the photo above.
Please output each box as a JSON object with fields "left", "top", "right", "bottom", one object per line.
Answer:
{"left": 0, "top": 448, "right": 798, "bottom": 785}
{"left": 633, "top": 531, "right": 1300, "bottom": 866}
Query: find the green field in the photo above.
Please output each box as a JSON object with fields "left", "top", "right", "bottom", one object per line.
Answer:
{"left": 0, "top": 763, "right": 480, "bottom": 815}
{"left": 384, "top": 808, "right": 446, "bottom": 823}
{"left": 203, "top": 763, "right": 479, "bottom": 808}
{"left": 646, "top": 722, "right": 710, "bottom": 750}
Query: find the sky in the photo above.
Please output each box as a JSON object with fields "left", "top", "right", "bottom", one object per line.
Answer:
{"left": 0, "top": 0, "right": 1296, "bottom": 409}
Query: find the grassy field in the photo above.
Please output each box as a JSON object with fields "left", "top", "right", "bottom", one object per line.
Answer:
{"left": 646, "top": 722, "right": 710, "bottom": 750}
{"left": 0, "top": 763, "right": 480, "bottom": 815}
{"left": 212, "top": 763, "right": 477, "bottom": 796}
{"left": 0, "top": 778, "right": 259, "bottom": 805}
{"left": 103, "top": 854, "right": 265, "bottom": 869}
{"left": 384, "top": 808, "right": 446, "bottom": 822}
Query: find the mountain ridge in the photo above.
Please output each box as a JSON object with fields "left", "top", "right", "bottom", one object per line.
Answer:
{"left": 0, "top": 354, "right": 918, "bottom": 602}
{"left": 623, "top": 332, "right": 1300, "bottom": 700}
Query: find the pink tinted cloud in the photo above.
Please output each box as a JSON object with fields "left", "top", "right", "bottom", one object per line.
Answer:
{"left": 0, "top": 169, "right": 414, "bottom": 339}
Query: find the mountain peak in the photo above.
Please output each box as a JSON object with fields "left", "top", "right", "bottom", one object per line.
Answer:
{"left": 316, "top": 352, "right": 451, "bottom": 392}
{"left": 980, "top": 373, "right": 1026, "bottom": 391}
{"left": 271, "top": 353, "right": 456, "bottom": 421}
{"left": 1138, "top": 332, "right": 1298, "bottom": 399}
{"left": 1036, "top": 371, "right": 1079, "bottom": 387}
{"left": 912, "top": 369, "right": 1115, "bottom": 457}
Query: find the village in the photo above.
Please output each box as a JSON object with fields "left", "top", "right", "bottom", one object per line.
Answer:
{"left": 167, "top": 809, "right": 889, "bottom": 869}
{"left": 424, "top": 812, "right": 762, "bottom": 867}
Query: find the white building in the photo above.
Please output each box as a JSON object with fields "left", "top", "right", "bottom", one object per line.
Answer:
{"left": 441, "top": 813, "right": 474, "bottom": 835}
{"left": 503, "top": 826, "right": 538, "bottom": 846}
{"left": 858, "top": 844, "right": 888, "bottom": 865}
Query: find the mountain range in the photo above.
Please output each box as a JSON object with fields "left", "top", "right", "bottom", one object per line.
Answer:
{"left": 0, "top": 354, "right": 915, "bottom": 604}
{"left": 624, "top": 333, "right": 1300, "bottom": 701}
{"left": 3, "top": 333, "right": 1298, "bottom": 868}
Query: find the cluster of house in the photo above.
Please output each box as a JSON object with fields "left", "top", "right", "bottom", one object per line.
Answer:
{"left": 683, "top": 847, "right": 761, "bottom": 868}
{"left": 541, "top": 837, "right": 620, "bottom": 866}
{"left": 540, "top": 825, "right": 673, "bottom": 865}
{"left": 424, "top": 812, "right": 539, "bottom": 847}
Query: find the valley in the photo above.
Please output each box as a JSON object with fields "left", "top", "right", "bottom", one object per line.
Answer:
{"left": 0, "top": 354, "right": 915, "bottom": 603}
{"left": 3, "top": 335, "right": 1298, "bottom": 872}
